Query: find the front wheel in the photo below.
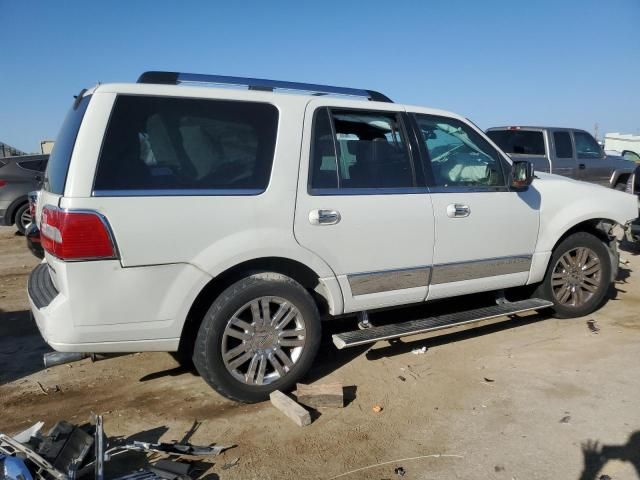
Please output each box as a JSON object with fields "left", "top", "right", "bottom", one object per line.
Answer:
{"left": 193, "top": 273, "right": 321, "bottom": 403}
{"left": 536, "top": 232, "right": 612, "bottom": 318}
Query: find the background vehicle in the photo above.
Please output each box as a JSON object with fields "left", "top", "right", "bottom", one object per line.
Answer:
{"left": 0, "top": 154, "right": 48, "bottom": 233}
{"left": 28, "top": 73, "right": 638, "bottom": 403}
{"left": 605, "top": 133, "right": 640, "bottom": 163}
{"left": 25, "top": 191, "right": 44, "bottom": 258}
{"left": 486, "top": 127, "right": 635, "bottom": 190}
{"left": 626, "top": 165, "right": 640, "bottom": 241}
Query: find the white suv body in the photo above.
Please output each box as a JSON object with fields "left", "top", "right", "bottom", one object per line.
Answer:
{"left": 29, "top": 72, "right": 638, "bottom": 402}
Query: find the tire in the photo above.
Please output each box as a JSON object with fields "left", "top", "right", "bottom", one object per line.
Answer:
{"left": 614, "top": 182, "right": 627, "bottom": 191}
{"left": 193, "top": 272, "right": 321, "bottom": 403}
{"left": 535, "top": 232, "right": 612, "bottom": 318}
{"left": 14, "top": 203, "right": 31, "bottom": 234}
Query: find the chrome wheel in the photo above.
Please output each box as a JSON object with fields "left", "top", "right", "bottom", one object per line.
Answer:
{"left": 221, "top": 296, "right": 306, "bottom": 386}
{"left": 551, "top": 247, "right": 602, "bottom": 307}
{"left": 20, "top": 209, "right": 32, "bottom": 229}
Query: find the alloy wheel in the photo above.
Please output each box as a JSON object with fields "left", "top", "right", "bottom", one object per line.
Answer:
{"left": 551, "top": 247, "right": 602, "bottom": 307}
{"left": 221, "top": 296, "right": 306, "bottom": 385}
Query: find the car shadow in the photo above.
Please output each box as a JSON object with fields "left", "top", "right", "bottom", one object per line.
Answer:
{"left": 0, "top": 309, "right": 52, "bottom": 385}
{"left": 578, "top": 430, "right": 640, "bottom": 479}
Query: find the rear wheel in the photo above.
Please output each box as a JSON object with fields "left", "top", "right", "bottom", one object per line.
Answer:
{"left": 15, "top": 203, "right": 31, "bottom": 234}
{"left": 536, "top": 232, "right": 612, "bottom": 318}
{"left": 614, "top": 182, "right": 627, "bottom": 191}
{"left": 193, "top": 272, "right": 321, "bottom": 403}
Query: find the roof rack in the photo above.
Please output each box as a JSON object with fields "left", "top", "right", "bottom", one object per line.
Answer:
{"left": 137, "top": 71, "right": 393, "bottom": 103}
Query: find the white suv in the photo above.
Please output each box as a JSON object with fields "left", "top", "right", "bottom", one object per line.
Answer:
{"left": 29, "top": 72, "right": 638, "bottom": 402}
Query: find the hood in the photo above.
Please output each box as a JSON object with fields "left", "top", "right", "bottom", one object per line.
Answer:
{"left": 606, "top": 154, "right": 636, "bottom": 171}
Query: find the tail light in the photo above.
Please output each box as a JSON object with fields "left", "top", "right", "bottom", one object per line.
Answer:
{"left": 40, "top": 206, "right": 118, "bottom": 260}
{"left": 0, "top": 180, "right": 6, "bottom": 188}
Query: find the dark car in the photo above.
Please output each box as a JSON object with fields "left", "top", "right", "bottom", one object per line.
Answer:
{"left": 0, "top": 154, "right": 48, "bottom": 233}
{"left": 25, "top": 190, "right": 44, "bottom": 258}
{"left": 627, "top": 165, "right": 640, "bottom": 241}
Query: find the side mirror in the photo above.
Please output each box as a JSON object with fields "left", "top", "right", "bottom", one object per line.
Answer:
{"left": 510, "top": 160, "right": 535, "bottom": 189}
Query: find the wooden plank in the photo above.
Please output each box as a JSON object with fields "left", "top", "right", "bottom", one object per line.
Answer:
{"left": 269, "top": 390, "right": 312, "bottom": 427}
{"left": 296, "top": 382, "right": 344, "bottom": 408}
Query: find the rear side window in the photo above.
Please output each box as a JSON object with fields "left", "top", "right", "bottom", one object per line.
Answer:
{"left": 574, "top": 131, "right": 602, "bottom": 159}
{"left": 18, "top": 159, "right": 48, "bottom": 172}
{"left": 486, "top": 130, "right": 546, "bottom": 156}
{"left": 553, "top": 131, "right": 573, "bottom": 158}
{"left": 309, "top": 108, "right": 415, "bottom": 191}
{"left": 94, "top": 95, "right": 278, "bottom": 194}
{"left": 44, "top": 96, "right": 91, "bottom": 194}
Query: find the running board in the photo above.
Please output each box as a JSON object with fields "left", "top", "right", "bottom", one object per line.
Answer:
{"left": 332, "top": 298, "right": 553, "bottom": 349}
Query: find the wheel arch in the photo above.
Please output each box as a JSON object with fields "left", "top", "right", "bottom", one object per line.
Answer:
{"left": 5, "top": 195, "right": 28, "bottom": 225}
{"left": 178, "top": 256, "right": 338, "bottom": 359}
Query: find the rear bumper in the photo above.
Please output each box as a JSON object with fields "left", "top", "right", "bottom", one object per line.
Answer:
{"left": 27, "top": 259, "right": 210, "bottom": 353}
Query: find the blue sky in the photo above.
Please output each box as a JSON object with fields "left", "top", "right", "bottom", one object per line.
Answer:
{"left": 1, "top": 0, "right": 639, "bottom": 152}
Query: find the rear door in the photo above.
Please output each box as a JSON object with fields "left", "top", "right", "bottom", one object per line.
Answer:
{"left": 294, "top": 100, "right": 435, "bottom": 313}
{"left": 548, "top": 129, "right": 577, "bottom": 178}
{"left": 413, "top": 113, "right": 539, "bottom": 300}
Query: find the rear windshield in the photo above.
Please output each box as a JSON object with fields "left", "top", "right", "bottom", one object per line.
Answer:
{"left": 93, "top": 95, "right": 279, "bottom": 194}
{"left": 486, "top": 130, "right": 546, "bottom": 156}
{"left": 43, "top": 95, "right": 91, "bottom": 194}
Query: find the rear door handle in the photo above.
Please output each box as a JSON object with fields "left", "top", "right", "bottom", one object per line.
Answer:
{"left": 579, "top": 164, "right": 586, "bottom": 170}
{"left": 446, "top": 204, "right": 470, "bottom": 218}
{"left": 309, "top": 209, "right": 341, "bottom": 225}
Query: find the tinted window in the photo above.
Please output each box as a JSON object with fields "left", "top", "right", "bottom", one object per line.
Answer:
{"left": 486, "top": 130, "right": 545, "bottom": 156}
{"left": 417, "top": 115, "right": 505, "bottom": 187}
{"left": 553, "top": 131, "right": 573, "bottom": 158}
{"left": 309, "top": 108, "right": 414, "bottom": 190}
{"left": 19, "top": 159, "right": 48, "bottom": 172}
{"left": 44, "top": 96, "right": 91, "bottom": 194}
{"left": 94, "top": 95, "right": 279, "bottom": 193}
{"left": 574, "top": 131, "right": 602, "bottom": 159}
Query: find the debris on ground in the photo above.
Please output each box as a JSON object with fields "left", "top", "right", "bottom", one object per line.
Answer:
{"left": 221, "top": 457, "right": 239, "bottom": 470}
{"left": 394, "top": 466, "right": 406, "bottom": 476}
{"left": 560, "top": 415, "right": 571, "bottom": 424}
{"left": 372, "top": 405, "right": 383, "bottom": 414}
{"left": 397, "top": 376, "right": 407, "bottom": 382}
{"left": 494, "top": 464, "right": 505, "bottom": 472}
{"left": 411, "top": 347, "right": 427, "bottom": 355}
{"left": 295, "top": 383, "right": 344, "bottom": 408}
{"left": 587, "top": 319, "right": 600, "bottom": 334}
{"left": 269, "top": 390, "right": 312, "bottom": 427}
{"left": 483, "top": 377, "right": 495, "bottom": 383}
{"left": 0, "top": 415, "right": 231, "bottom": 480}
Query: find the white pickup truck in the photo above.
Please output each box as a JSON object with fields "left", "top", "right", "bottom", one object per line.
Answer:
{"left": 28, "top": 72, "right": 639, "bottom": 402}
{"left": 486, "top": 126, "right": 636, "bottom": 190}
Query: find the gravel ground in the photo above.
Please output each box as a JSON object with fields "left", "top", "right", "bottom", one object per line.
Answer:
{"left": 1, "top": 225, "right": 639, "bottom": 480}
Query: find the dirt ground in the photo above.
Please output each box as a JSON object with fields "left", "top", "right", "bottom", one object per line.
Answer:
{"left": 1, "top": 226, "right": 640, "bottom": 480}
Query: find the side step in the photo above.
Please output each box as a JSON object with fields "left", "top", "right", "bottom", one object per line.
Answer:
{"left": 332, "top": 298, "right": 553, "bottom": 349}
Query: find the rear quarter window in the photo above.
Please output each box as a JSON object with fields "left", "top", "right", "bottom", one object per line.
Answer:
{"left": 93, "top": 95, "right": 279, "bottom": 194}
{"left": 487, "top": 130, "right": 546, "bottom": 156}
{"left": 44, "top": 96, "right": 91, "bottom": 194}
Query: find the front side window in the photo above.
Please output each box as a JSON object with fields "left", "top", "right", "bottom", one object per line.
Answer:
{"left": 309, "top": 108, "right": 415, "bottom": 190}
{"left": 94, "top": 95, "right": 279, "bottom": 193}
{"left": 416, "top": 115, "right": 505, "bottom": 187}
{"left": 553, "top": 131, "right": 573, "bottom": 158}
{"left": 573, "top": 131, "right": 602, "bottom": 159}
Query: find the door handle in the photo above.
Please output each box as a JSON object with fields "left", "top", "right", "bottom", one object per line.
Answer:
{"left": 579, "top": 164, "right": 586, "bottom": 170}
{"left": 446, "top": 204, "right": 470, "bottom": 218}
{"left": 309, "top": 209, "right": 341, "bottom": 225}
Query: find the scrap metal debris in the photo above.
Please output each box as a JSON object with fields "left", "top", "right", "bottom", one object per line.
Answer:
{"left": 587, "top": 319, "right": 600, "bottom": 334}
{"left": 0, "top": 416, "right": 231, "bottom": 480}
{"left": 394, "top": 466, "right": 406, "bottom": 476}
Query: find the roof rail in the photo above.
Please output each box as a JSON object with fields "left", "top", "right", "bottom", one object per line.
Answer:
{"left": 137, "top": 71, "right": 393, "bottom": 103}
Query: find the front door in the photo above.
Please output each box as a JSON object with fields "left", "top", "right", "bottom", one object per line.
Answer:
{"left": 411, "top": 112, "right": 539, "bottom": 300}
{"left": 573, "top": 130, "right": 611, "bottom": 186}
{"left": 294, "top": 100, "right": 435, "bottom": 313}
